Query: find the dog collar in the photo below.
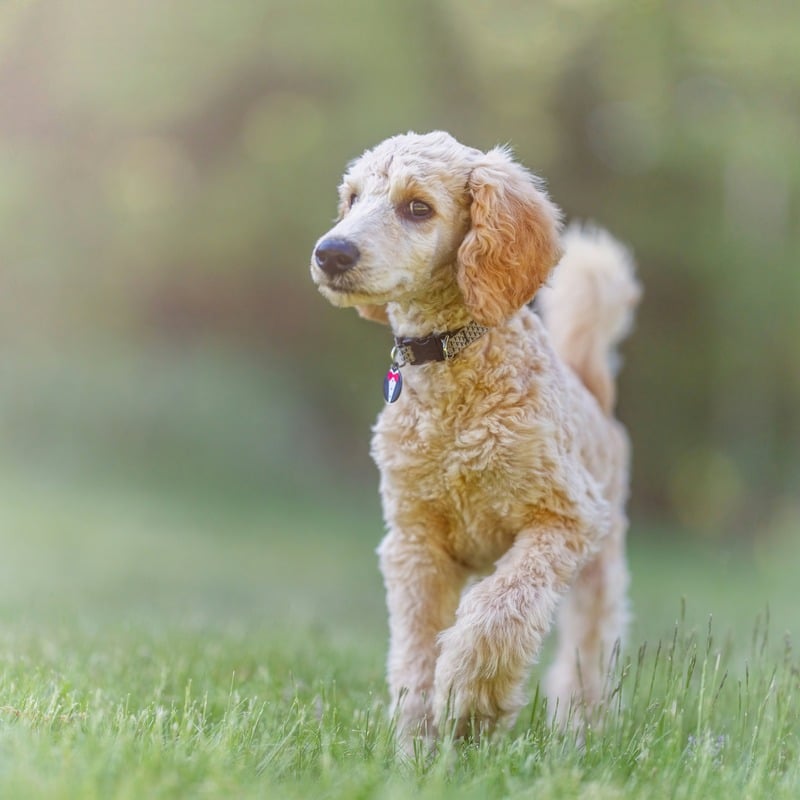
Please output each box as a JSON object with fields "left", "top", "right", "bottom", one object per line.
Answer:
{"left": 391, "top": 321, "right": 490, "bottom": 367}
{"left": 382, "top": 321, "right": 489, "bottom": 403}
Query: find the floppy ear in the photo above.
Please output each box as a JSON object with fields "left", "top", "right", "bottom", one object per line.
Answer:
{"left": 457, "top": 147, "right": 563, "bottom": 327}
{"left": 356, "top": 304, "right": 390, "bottom": 325}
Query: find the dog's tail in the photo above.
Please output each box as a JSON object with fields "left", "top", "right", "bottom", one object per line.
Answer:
{"left": 539, "top": 224, "right": 641, "bottom": 415}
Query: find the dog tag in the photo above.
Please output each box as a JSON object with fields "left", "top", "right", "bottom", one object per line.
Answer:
{"left": 383, "top": 364, "right": 403, "bottom": 403}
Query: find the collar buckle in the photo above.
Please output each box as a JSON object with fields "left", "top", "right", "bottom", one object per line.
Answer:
{"left": 441, "top": 334, "right": 452, "bottom": 360}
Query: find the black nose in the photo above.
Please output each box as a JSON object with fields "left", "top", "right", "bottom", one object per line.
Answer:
{"left": 314, "top": 238, "right": 360, "bottom": 276}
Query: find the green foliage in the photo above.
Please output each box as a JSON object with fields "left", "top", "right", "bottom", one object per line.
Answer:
{"left": 1, "top": 1, "right": 799, "bottom": 535}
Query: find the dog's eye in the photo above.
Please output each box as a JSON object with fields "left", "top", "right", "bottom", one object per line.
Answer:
{"left": 348, "top": 193, "right": 358, "bottom": 208}
{"left": 407, "top": 199, "right": 433, "bottom": 219}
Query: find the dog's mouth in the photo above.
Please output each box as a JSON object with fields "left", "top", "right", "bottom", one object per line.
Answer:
{"left": 314, "top": 275, "right": 387, "bottom": 307}
{"left": 310, "top": 255, "right": 406, "bottom": 307}
{"left": 311, "top": 262, "right": 374, "bottom": 295}
{"left": 321, "top": 278, "right": 357, "bottom": 293}
{"left": 316, "top": 273, "right": 365, "bottom": 295}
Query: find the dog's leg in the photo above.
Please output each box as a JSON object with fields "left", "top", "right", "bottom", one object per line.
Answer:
{"left": 433, "top": 523, "right": 584, "bottom": 737}
{"left": 378, "top": 533, "right": 466, "bottom": 745}
{"left": 545, "top": 519, "right": 629, "bottom": 726}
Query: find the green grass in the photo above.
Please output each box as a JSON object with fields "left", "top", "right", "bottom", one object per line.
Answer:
{"left": 2, "top": 618, "right": 794, "bottom": 800}
{"left": 0, "top": 348, "right": 798, "bottom": 798}
{"left": 1, "top": 463, "right": 797, "bottom": 799}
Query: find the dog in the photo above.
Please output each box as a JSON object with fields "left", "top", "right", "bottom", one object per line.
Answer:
{"left": 310, "top": 131, "right": 640, "bottom": 744}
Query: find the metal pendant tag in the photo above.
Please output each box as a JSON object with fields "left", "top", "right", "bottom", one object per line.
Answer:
{"left": 383, "top": 364, "right": 403, "bottom": 403}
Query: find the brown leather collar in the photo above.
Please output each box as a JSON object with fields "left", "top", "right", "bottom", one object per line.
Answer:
{"left": 391, "top": 321, "right": 489, "bottom": 367}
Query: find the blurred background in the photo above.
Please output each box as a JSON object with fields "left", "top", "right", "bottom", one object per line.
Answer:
{"left": 0, "top": 0, "right": 798, "bottom": 640}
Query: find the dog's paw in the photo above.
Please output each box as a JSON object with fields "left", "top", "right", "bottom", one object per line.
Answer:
{"left": 432, "top": 623, "right": 524, "bottom": 738}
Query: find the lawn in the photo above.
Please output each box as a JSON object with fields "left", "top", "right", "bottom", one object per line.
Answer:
{"left": 1, "top": 462, "right": 797, "bottom": 799}
{"left": 0, "top": 349, "right": 798, "bottom": 798}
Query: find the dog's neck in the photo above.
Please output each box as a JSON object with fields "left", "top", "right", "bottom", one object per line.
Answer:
{"left": 385, "top": 272, "right": 474, "bottom": 339}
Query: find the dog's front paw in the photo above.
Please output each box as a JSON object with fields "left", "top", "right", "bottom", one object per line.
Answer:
{"left": 432, "top": 623, "right": 526, "bottom": 739}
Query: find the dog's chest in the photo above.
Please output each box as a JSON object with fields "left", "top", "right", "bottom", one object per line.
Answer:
{"left": 372, "top": 389, "right": 555, "bottom": 567}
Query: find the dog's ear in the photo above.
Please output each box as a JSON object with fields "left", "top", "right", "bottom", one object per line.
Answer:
{"left": 457, "top": 147, "right": 563, "bottom": 327}
{"left": 356, "top": 304, "right": 390, "bottom": 325}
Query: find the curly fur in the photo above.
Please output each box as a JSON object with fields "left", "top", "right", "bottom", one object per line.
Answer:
{"left": 457, "top": 148, "right": 563, "bottom": 327}
{"left": 310, "top": 131, "right": 641, "bottom": 745}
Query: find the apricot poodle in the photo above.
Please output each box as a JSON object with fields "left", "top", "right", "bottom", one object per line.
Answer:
{"left": 310, "top": 131, "right": 641, "bottom": 744}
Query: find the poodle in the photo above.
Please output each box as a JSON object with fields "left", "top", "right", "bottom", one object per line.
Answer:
{"left": 310, "top": 131, "right": 641, "bottom": 744}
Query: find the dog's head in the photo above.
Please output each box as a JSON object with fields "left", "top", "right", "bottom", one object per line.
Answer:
{"left": 310, "top": 131, "right": 562, "bottom": 327}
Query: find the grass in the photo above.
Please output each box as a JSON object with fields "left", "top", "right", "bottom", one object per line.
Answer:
{"left": 0, "top": 346, "right": 798, "bottom": 798}
{"left": 0, "top": 610, "right": 797, "bottom": 799}
{"left": 1, "top": 465, "right": 797, "bottom": 799}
